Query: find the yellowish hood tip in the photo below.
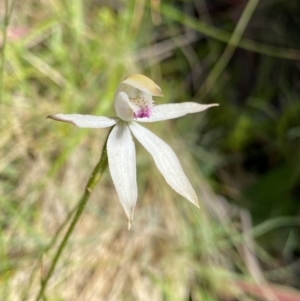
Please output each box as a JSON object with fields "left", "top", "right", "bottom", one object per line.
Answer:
{"left": 121, "top": 74, "right": 164, "bottom": 97}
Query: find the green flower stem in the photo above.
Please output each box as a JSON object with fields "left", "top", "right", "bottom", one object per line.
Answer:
{"left": 35, "top": 134, "right": 110, "bottom": 301}
{"left": 42, "top": 204, "right": 78, "bottom": 254}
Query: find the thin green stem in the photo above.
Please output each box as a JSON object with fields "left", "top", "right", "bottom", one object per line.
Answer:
{"left": 35, "top": 133, "right": 110, "bottom": 301}
{"left": 42, "top": 204, "right": 77, "bottom": 254}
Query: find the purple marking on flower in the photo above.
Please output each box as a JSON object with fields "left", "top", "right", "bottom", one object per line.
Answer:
{"left": 129, "top": 95, "right": 154, "bottom": 119}
{"left": 133, "top": 107, "right": 152, "bottom": 119}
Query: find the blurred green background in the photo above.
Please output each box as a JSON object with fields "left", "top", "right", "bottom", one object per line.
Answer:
{"left": 1, "top": 0, "right": 300, "bottom": 300}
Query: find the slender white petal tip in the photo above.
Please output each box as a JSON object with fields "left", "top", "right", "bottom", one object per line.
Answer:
{"left": 206, "top": 103, "right": 219, "bottom": 108}
{"left": 47, "top": 114, "right": 117, "bottom": 128}
{"left": 127, "top": 218, "right": 132, "bottom": 230}
{"left": 121, "top": 74, "right": 164, "bottom": 97}
{"left": 194, "top": 199, "right": 200, "bottom": 208}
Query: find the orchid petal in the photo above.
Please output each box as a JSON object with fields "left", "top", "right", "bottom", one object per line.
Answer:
{"left": 136, "top": 102, "right": 219, "bottom": 122}
{"left": 47, "top": 114, "right": 118, "bottom": 128}
{"left": 107, "top": 122, "right": 137, "bottom": 224}
{"left": 129, "top": 122, "right": 198, "bottom": 207}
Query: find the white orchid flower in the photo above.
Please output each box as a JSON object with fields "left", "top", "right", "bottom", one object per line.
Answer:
{"left": 48, "top": 74, "right": 218, "bottom": 227}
